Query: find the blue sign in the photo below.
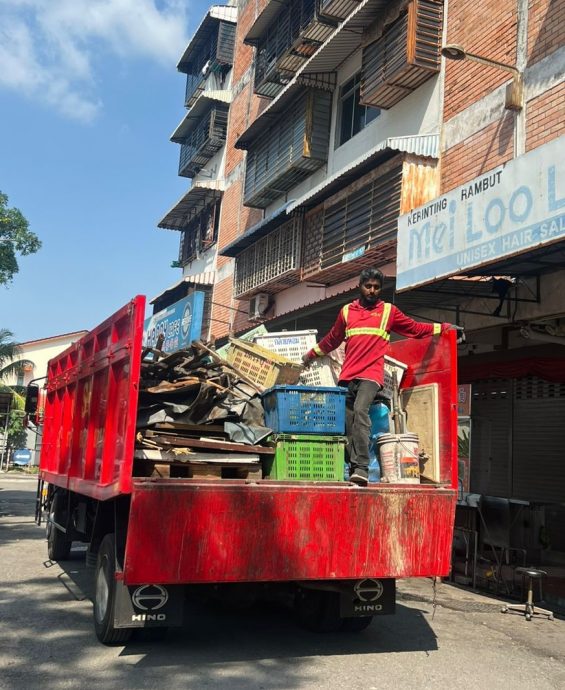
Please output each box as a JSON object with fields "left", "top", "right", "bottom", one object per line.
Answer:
{"left": 13, "top": 449, "right": 32, "bottom": 466}
{"left": 143, "top": 291, "right": 205, "bottom": 353}
{"left": 396, "top": 137, "right": 565, "bottom": 290}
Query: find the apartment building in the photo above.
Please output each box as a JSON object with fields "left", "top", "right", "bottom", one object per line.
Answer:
{"left": 214, "top": 0, "right": 446, "bottom": 336}
{"left": 155, "top": 4, "right": 238, "bottom": 334}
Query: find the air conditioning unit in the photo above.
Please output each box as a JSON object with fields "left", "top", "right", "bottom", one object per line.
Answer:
{"left": 248, "top": 293, "right": 271, "bottom": 321}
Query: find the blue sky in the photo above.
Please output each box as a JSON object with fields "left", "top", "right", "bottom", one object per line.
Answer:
{"left": 0, "top": 0, "right": 211, "bottom": 342}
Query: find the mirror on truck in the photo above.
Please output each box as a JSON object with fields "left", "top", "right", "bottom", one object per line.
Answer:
{"left": 25, "top": 385, "right": 39, "bottom": 414}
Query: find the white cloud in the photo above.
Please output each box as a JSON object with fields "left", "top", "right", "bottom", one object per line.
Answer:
{"left": 0, "top": 0, "right": 189, "bottom": 122}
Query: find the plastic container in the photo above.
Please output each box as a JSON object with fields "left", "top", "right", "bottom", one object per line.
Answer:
{"left": 253, "top": 330, "right": 336, "bottom": 387}
{"left": 376, "top": 433, "right": 420, "bottom": 484}
{"left": 226, "top": 339, "right": 302, "bottom": 389}
{"left": 261, "top": 385, "right": 347, "bottom": 435}
{"left": 369, "top": 402, "right": 391, "bottom": 436}
{"left": 265, "top": 434, "right": 346, "bottom": 481}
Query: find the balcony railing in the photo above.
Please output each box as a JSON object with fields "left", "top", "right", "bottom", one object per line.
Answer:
{"left": 234, "top": 217, "right": 302, "bottom": 297}
{"left": 243, "top": 89, "right": 331, "bottom": 208}
{"left": 178, "top": 105, "right": 229, "bottom": 178}
{"left": 179, "top": 18, "right": 236, "bottom": 107}
{"left": 250, "top": 0, "right": 336, "bottom": 98}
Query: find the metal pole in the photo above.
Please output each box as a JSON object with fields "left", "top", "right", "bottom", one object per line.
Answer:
{"left": 0, "top": 411, "right": 10, "bottom": 472}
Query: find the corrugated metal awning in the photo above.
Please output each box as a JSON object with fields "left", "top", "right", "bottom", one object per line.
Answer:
{"left": 171, "top": 91, "right": 232, "bottom": 143}
{"left": 150, "top": 272, "right": 216, "bottom": 305}
{"left": 244, "top": 0, "right": 284, "bottom": 46}
{"left": 158, "top": 181, "right": 225, "bottom": 231}
{"left": 235, "top": 0, "right": 389, "bottom": 149}
{"left": 177, "top": 6, "right": 238, "bottom": 74}
{"left": 287, "top": 134, "right": 438, "bottom": 212}
{"left": 220, "top": 201, "right": 295, "bottom": 257}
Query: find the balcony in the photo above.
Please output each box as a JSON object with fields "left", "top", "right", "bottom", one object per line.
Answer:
{"left": 360, "top": 0, "right": 443, "bottom": 109}
{"left": 233, "top": 216, "right": 302, "bottom": 298}
{"left": 318, "top": 0, "right": 361, "bottom": 21}
{"left": 171, "top": 93, "right": 230, "bottom": 178}
{"left": 243, "top": 89, "right": 331, "bottom": 209}
{"left": 178, "top": 201, "right": 221, "bottom": 266}
{"left": 246, "top": 0, "right": 337, "bottom": 98}
{"left": 177, "top": 6, "right": 237, "bottom": 107}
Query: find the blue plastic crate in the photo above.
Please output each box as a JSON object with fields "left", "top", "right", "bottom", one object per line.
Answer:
{"left": 261, "top": 385, "right": 347, "bottom": 435}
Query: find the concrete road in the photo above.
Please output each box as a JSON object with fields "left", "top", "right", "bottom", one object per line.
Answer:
{"left": 1, "top": 475, "right": 564, "bottom": 690}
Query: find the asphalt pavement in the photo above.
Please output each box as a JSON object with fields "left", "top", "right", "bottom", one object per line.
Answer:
{"left": 1, "top": 473, "right": 564, "bottom": 690}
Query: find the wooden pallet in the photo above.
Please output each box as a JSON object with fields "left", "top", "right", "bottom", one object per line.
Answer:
{"left": 134, "top": 449, "right": 262, "bottom": 481}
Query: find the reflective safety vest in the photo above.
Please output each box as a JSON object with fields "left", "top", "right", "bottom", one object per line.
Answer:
{"left": 342, "top": 302, "right": 392, "bottom": 341}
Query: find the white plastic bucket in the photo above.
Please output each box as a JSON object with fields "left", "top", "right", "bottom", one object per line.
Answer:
{"left": 376, "top": 433, "right": 420, "bottom": 484}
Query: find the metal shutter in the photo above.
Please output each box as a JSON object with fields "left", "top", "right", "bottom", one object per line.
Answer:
{"left": 470, "top": 380, "right": 512, "bottom": 497}
{"left": 512, "top": 377, "right": 565, "bottom": 503}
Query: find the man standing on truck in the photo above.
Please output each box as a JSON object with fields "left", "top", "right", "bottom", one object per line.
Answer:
{"left": 302, "top": 267, "right": 459, "bottom": 486}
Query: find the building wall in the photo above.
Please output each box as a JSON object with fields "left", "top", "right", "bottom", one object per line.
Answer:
{"left": 4, "top": 332, "right": 87, "bottom": 387}
{"left": 441, "top": 0, "right": 564, "bottom": 192}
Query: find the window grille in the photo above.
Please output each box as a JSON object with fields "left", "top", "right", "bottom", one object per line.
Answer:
{"left": 178, "top": 201, "right": 221, "bottom": 266}
{"left": 183, "top": 21, "right": 236, "bottom": 107}
{"left": 253, "top": 0, "right": 335, "bottom": 97}
{"left": 360, "top": 0, "right": 443, "bottom": 109}
{"left": 234, "top": 217, "right": 302, "bottom": 297}
{"left": 244, "top": 90, "right": 331, "bottom": 208}
{"left": 178, "top": 105, "right": 229, "bottom": 178}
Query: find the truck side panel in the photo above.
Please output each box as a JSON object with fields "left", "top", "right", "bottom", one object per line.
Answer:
{"left": 124, "top": 482, "right": 456, "bottom": 584}
{"left": 40, "top": 297, "right": 145, "bottom": 500}
{"left": 390, "top": 331, "right": 458, "bottom": 487}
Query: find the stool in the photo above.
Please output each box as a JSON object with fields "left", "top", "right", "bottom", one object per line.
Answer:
{"left": 501, "top": 568, "right": 553, "bottom": 621}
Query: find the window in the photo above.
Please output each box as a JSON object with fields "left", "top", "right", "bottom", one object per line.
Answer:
{"left": 338, "top": 73, "right": 379, "bottom": 146}
{"left": 17, "top": 372, "right": 24, "bottom": 387}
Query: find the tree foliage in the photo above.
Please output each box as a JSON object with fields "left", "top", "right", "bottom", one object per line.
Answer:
{"left": 0, "top": 191, "right": 42, "bottom": 285}
{"left": 6, "top": 410, "right": 28, "bottom": 451}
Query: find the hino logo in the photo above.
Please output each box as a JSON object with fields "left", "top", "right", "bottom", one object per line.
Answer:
{"left": 132, "top": 613, "right": 167, "bottom": 622}
{"left": 132, "top": 585, "right": 169, "bottom": 611}
{"left": 354, "top": 579, "right": 384, "bottom": 602}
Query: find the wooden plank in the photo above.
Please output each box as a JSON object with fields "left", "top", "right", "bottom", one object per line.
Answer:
{"left": 400, "top": 383, "right": 440, "bottom": 482}
{"left": 151, "top": 463, "right": 171, "bottom": 479}
{"left": 135, "top": 449, "right": 260, "bottom": 464}
{"left": 153, "top": 422, "right": 226, "bottom": 435}
{"left": 147, "top": 435, "right": 275, "bottom": 455}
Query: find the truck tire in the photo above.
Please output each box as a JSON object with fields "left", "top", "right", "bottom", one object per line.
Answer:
{"left": 295, "top": 589, "right": 342, "bottom": 633}
{"left": 47, "top": 492, "right": 71, "bottom": 561}
{"left": 94, "top": 534, "right": 132, "bottom": 645}
{"left": 340, "top": 616, "right": 373, "bottom": 632}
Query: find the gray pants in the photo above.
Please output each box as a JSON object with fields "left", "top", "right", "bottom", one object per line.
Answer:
{"left": 342, "top": 379, "right": 382, "bottom": 474}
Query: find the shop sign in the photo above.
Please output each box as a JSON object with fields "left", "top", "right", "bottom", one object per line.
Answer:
{"left": 144, "top": 292, "right": 204, "bottom": 353}
{"left": 396, "top": 136, "right": 564, "bottom": 290}
{"left": 457, "top": 384, "right": 472, "bottom": 416}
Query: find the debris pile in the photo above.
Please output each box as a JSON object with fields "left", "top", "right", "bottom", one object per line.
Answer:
{"left": 134, "top": 341, "right": 274, "bottom": 480}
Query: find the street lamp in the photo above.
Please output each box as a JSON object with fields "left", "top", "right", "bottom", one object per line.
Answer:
{"left": 441, "top": 43, "right": 524, "bottom": 111}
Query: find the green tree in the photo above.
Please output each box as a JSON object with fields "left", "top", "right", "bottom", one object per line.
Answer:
{"left": 0, "top": 191, "right": 41, "bottom": 285}
{"left": 6, "top": 410, "right": 28, "bottom": 452}
{"left": 0, "top": 329, "right": 34, "bottom": 408}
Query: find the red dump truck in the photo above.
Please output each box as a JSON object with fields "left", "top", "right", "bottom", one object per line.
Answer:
{"left": 29, "top": 296, "right": 458, "bottom": 644}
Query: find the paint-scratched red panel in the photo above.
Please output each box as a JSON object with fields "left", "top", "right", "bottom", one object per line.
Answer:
{"left": 391, "top": 331, "right": 458, "bottom": 487}
{"left": 124, "top": 482, "right": 456, "bottom": 585}
{"left": 39, "top": 296, "right": 145, "bottom": 499}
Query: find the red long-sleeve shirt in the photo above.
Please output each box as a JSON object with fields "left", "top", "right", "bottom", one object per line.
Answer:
{"left": 309, "top": 299, "right": 449, "bottom": 385}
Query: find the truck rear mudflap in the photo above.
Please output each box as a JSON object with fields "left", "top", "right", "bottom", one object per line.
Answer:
{"left": 123, "top": 480, "right": 456, "bottom": 586}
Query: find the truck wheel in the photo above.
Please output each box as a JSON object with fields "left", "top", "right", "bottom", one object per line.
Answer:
{"left": 47, "top": 492, "right": 71, "bottom": 561}
{"left": 340, "top": 616, "right": 373, "bottom": 632}
{"left": 295, "top": 589, "right": 342, "bottom": 633}
{"left": 94, "top": 534, "right": 132, "bottom": 645}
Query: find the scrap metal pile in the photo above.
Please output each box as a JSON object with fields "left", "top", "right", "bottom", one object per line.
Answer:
{"left": 134, "top": 340, "right": 274, "bottom": 480}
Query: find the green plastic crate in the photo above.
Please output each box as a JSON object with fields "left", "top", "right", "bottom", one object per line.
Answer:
{"left": 265, "top": 434, "right": 346, "bottom": 481}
